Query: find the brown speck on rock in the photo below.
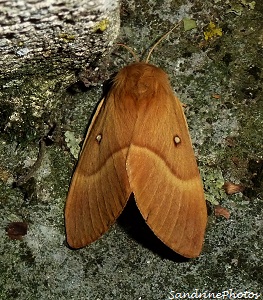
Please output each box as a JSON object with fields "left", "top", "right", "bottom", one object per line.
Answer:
{"left": 6, "top": 222, "right": 28, "bottom": 240}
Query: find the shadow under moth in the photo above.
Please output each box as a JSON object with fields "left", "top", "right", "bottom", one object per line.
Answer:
{"left": 65, "top": 24, "right": 207, "bottom": 258}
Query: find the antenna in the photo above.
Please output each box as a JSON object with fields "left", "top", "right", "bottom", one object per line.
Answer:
{"left": 145, "top": 21, "right": 181, "bottom": 63}
{"left": 117, "top": 43, "right": 139, "bottom": 62}
{"left": 117, "top": 21, "right": 181, "bottom": 64}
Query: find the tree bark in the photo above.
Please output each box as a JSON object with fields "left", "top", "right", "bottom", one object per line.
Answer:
{"left": 0, "top": 0, "right": 120, "bottom": 78}
{"left": 0, "top": 0, "right": 120, "bottom": 145}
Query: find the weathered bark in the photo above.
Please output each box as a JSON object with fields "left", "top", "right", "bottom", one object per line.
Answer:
{"left": 0, "top": 0, "right": 120, "bottom": 146}
{"left": 0, "top": 0, "right": 120, "bottom": 78}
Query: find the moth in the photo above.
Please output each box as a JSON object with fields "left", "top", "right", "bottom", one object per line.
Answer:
{"left": 65, "top": 24, "right": 207, "bottom": 258}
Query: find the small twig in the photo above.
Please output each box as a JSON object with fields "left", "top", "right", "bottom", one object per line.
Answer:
{"left": 16, "top": 139, "right": 46, "bottom": 187}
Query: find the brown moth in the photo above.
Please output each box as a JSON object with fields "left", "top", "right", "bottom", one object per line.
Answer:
{"left": 65, "top": 24, "right": 207, "bottom": 258}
